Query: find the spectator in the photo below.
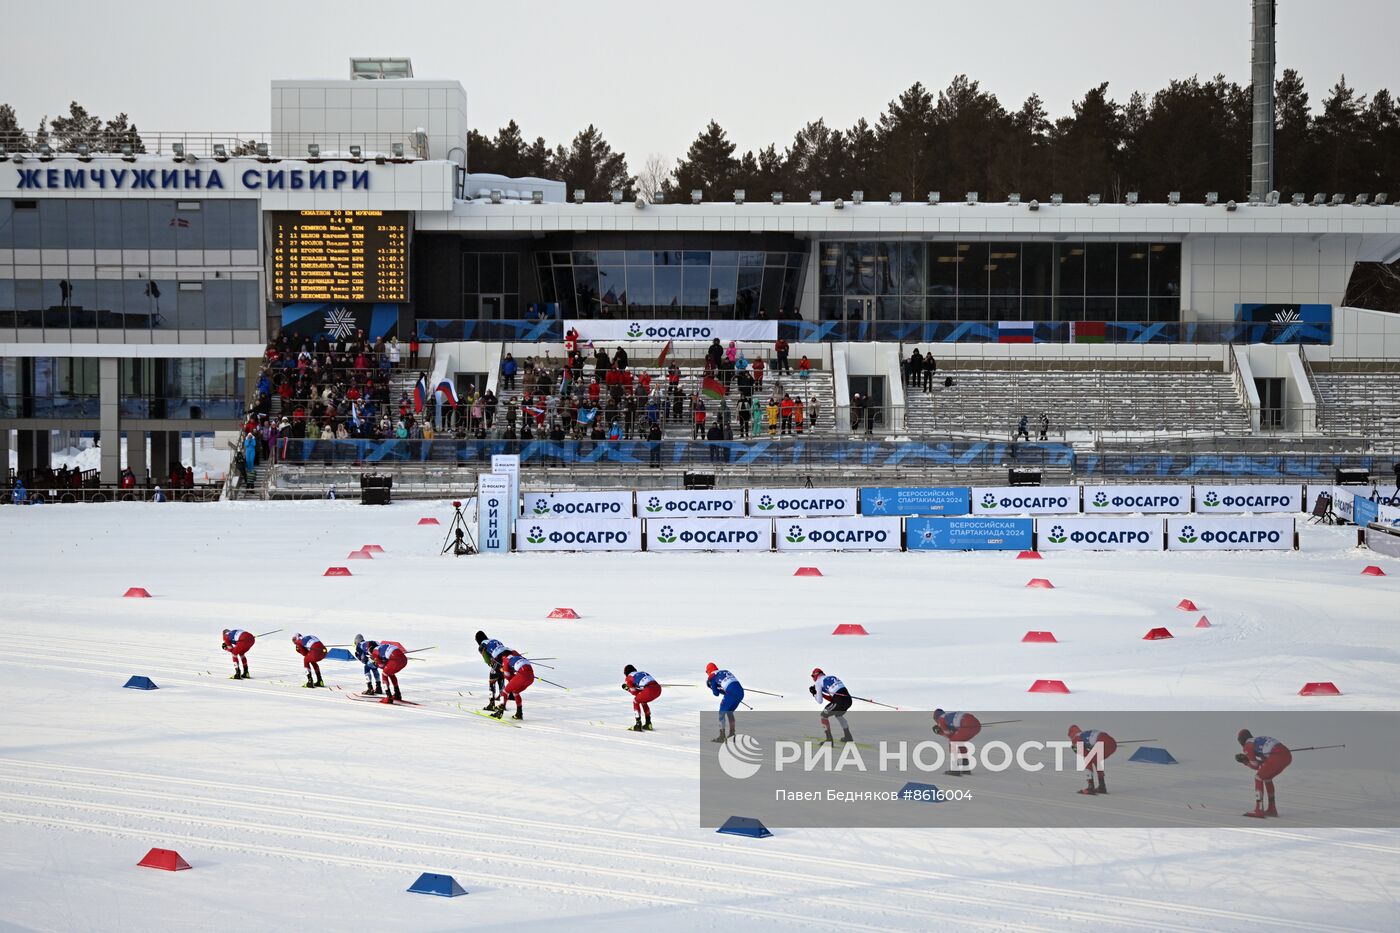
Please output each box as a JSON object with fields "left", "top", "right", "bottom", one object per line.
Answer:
{"left": 738, "top": 397, "right": 752, "bottom": 437}
{"left": 706, "top": 339, "right": 724, "bottom": 370}
{"left": 501, "top": 353, "right": 517, "bottom": 390}
{"left": 922, "top": 352, "right": 936, "bottom": 391}
{"left": 1015, "top": 415, "right": 1030, "bottom": 441}
{"left": 607, "top": 420, "right": 623, "bottom": 441}
{"left": 692, "top": 395, "right": 708, "bottom": 439}
{"left": 774, "top": 337, "right": 790, "bottom": 375}
{"left": 752, "top": 357, "right": 766, "bottom": 389}
{"left": 646, "top": 418, "right": 663, "bottom": 468}
{"left": 408, "top": 335, "right": 420, "bottom": 368}
{"left": 808, "top": 396, "right": 820, "bottom": 431}
{"left": 794, "top": 397, "right": 805, "bottom": 435}
{"left": 851, "top": 393, "right": 863, "bottom": 433}
{"left": 707, "top": 421, "right": 725, "bottom": 462}
{"left": 750, "top": 394, "right": 763, "bottom": 438}
{"left": 1038, "top": 412, "right": 1050, "bottom": 441}
{"left": 614, "top": 346, "right": 629, "bottom": 370}
{"left": 779, "top": 394, "right": 795, "bottom": 435}
{"left": 765, "top": 397, "right": 779, "bottom": 437}
{"left": 797, "top": 355, "right": 812, "bottom": 380}
{"left": 725, "top": 341, "right": 738, "bottom": 365}
{"left": 908, "top": 349, "right": 923, "bottom": 387}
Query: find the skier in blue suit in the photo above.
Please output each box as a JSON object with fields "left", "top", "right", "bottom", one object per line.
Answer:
{"left": 353, "top": 634, "right": 382, "bottom": 696}
{"left": 705, "top": 662, "right": 744, "bottom": 743}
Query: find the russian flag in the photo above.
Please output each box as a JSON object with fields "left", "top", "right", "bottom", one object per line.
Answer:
{"left": 435, "top": 379, "right": 458, "bottom": 408}
{"left": 413, "top": 375, "right": 427, "bottom": 413}
{"left": 997, "top": 321, "right": 1035, "bottom": 344}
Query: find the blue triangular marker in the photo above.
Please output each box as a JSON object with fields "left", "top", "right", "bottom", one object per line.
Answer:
{"left": 1129, "top": 746, "right": 1178, "bottom": 764}
{"left": 407, "top": 872, "right": 467, "bottom": 897}
{"left": 899, "top": 781, "right": 942, "bottom": 801}
{"left": 325, "top": 648, "right": 354, "bottom": 661}
{"left": 123, "top": 676, "right": 158, "bottom": 690}
{"left": 717, "top": 816, "right": 772, "bottom": 838}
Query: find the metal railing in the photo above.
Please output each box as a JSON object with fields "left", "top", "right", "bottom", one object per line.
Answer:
{"left": 3, "top": 131, "right": 429, "bottom": 161}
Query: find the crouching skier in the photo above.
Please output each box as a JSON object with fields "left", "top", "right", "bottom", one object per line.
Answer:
{"left": 1068, "top": 724, "right": 1116, "bottom": 795}
{"left": 221, "top": 629, "right": 254, "bottom": 679}
{"left": 475, "top": 630, "right": 510, "bottom": 712}
{"left": 493, "top": 651, "right": 534, "bottom": 720}
{"left": 705, "top": 663, "right": 744, "bottom": 743}
{"left": 623, "top": 664, "right": 662, "bottom": 732}
{"left": 810, "top": 668, "right": 854, "bottom": 744}
{"left": 364, "top": 641, "right": 407, "bottom": 704}
{"left": 1237, "top": 728, "right": 1292, "bottom": 818}
{"left": 353, "top": 634, "right": 382, "bottom": 696}
{"left": 292, "top": 633, "right": 326, "bottom": 688}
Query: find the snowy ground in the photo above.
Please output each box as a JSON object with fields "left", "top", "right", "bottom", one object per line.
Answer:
{"left": 0, "top": 501, "right": 1397, "bottom": 932}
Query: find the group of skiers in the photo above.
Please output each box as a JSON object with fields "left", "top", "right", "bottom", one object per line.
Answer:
{"left": 219, "top": 631, "right": 1295, "bottom": 816}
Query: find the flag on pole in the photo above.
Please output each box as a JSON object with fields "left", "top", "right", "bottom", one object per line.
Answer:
{"left": 414, "top": 375, "right": 427, "bottom": 413}
{"left": 701, "top": 376, "right": 727, "bottom": 400}
{"left": 997, "top": 321, "right": 1035, "bottom": 344}
{"left": 1071, "top": 321, "right": 1106, "bottom": 343}
{"left": 578, "top": 407, "right": 598, "bottom": 424}
{"left": 435, "top": 379, "right": 459, "bottom": 408}
{"left": 656, "top": 339, "right": 674, "bottom": 368}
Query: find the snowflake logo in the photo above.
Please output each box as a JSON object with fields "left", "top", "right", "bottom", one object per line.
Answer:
{"left": 1202, "top": 490, "right": 1220, "bottom": 508}
{"left": 645, "top": 496, "right": 662, "bottom": 513}
{"left": 526, "top": 525, "right": 546, "bottom": 544}
{"left": 981, "top": 493, "right": 998, "bottom": 509}
{"left": 870, "top": 495, "right": 888, "bottom": 513}
{"left": 785, "top": 524, "right": 806, "bottom": 544}
{"left": 532, "top": 498, "right": 551, "bottom": 515}
{"left": 626, "top": 322, "right": 643, "bottom": 338}
{"left": 757, "top": 495, "right": 774, "bottom": 511}
{"left": 656, "top": 524, "right": 677, "bottom": 544}
{"left": 1177, "top": 524, "right": 1198, "bottom": 544}
{"left": 323, "top": 305, "right": 356, "bottom": 339}
{"left": 1047, "top": 524, "right": 1067, "bottom": 544}
{"left": 1092, "top": 491, "right": 1109, "bottom": 509}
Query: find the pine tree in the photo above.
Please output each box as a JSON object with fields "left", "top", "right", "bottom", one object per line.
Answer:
{"left": 492, "top": 120, "right": 528, "bottom": 177}
{"left": 0, "top": 103, "right": 29, "bottom": 150}
{"left": 876, "top": 82, "right": 935, "bottom": 197}
{"left": 553, "top": 125, "right": 632, "bottom": 199}
{"left": 668, "top": 120, "right": 741, "bottom": 201}
{"left": 50, "top": 101, "right": 102, "bottom": 151}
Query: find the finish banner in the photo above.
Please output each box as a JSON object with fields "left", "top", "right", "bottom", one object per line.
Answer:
{"left": 638, "top": 490, "right": 746, "bottom": 519}
{"left": 517, "top": 518, "right": 642, "bottom": 552}
{"left": 1038, "top": 517, "right": 1163, "bottom": 551}
{"left": 906, "top": 517, "right": 1033, "bottom": 551}
{"left": 647, "top": 518, "right": 772, "bottom": 551}
{"left": 775, "top": 517, "right": 902, "bottom": 552}
{"left": 859, "top": 486, "right": 971, "bottom": 517}
{"left": 1194, "top": 484, "right": 1304, "bottom": 514}
{"left": 1166, "top": 516, "right": 1295, "bottom": 551}
{"left": 476, "top": 474, "right": 512, "bottom": 554}
{"left": 971, "top": 486, "right": 1081, "bottom": 516}
{"left": 748, "top": 487, "right": 857, "bottom": 517}
{"left": 566, "top": 320, "right": 778, "bottom": 342}
{"left": 523, "top": 489, "right": 634, "bottom": 519}
{"left": 1082, "top": 485, "right": 1189, "bottom": 514}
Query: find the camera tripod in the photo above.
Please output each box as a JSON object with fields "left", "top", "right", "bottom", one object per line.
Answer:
{"left": 441, "top": 501, "right": 478, "bottom": 556}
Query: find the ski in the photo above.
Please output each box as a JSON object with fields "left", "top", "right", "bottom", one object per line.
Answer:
{"left": 468, "top": 708, "right": 522, "bottom": 728}
{"left": 803, "top": 735, "right": 873, "bottom": 749}
{"left": 346, "top": 693, "right": 420, "bottom": 707}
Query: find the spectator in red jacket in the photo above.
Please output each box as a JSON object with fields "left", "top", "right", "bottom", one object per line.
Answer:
{"left": 752, "top": 357, "right": 766, "bottom": 388}
{"left": 774, "top": 338, "right": 791, "bottom": 374}
{"left": 779, "top": 394, "right": 795, "bottom": 435}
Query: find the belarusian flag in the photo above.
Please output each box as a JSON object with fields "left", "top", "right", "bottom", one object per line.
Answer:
{"left": 701, "top": 376, "right": 727, "bottom": 400}
{"left": 1071, "top": 321, "right": 1106, "bottom": 343}
{"left": 656, "top": 339, "right": 674, "bottom": 368}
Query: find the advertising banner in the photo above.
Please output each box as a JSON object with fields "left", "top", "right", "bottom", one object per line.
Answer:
{"left": 566, "top": 320, "right": 777, "bottom": 342}
{"left": 517, "top": 518, "right": 642, "bottom": 552}
{"left": 1166, "top": 516, "right": 1295, "bottom": 551}
{"left": 523, "top": 489, "right": 634, "bottom": 519}
{"left": 1037, "top": 517, "right": 1163, "bottom": 551}
{"left": 1082, "top": 485, "right": 1189, "bottom": 514}
{"left": 475, "top": 474, "right": 511, "bottom": 554}
{"left": 971, "top": 486, "right": 1081, "bottom": 516}
{"left": 1351, "top": 495, "right": 1379, "bottom": 528}
{"left": 646, "top": 518, "right": 772, "bottom": 551}
{"left": 906, "top": 516, "right": 1033, "bottom": 551}
{"left": 490, "top": 454, "right": 520, "bottom": 521}
{"left": 859, "top": 486, "right": 971, "bottom": 517}
{"left": 1330, "top": 486, "right": 1356, "bottom": 523}
{"left": 775, "top": 517, "right": 903, "bottom": 552}
{"left": 638, "top": 489, "right": 746, "bottom": 519}
{"left": 748, "top": 487, "right": 857, "bottom": 517}
{"left": 1194, "top": 484, "right": 1304, "bottom": 514}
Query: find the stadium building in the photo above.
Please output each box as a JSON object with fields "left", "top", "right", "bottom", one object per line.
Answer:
{"left": 2, "top": 59, "right": 1399, "bottom": 495}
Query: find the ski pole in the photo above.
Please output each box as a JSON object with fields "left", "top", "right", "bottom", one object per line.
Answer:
{"left": 1115, "top": 739, "right": 1161, "bottom": 745}
{"left": 1290, "top": 744, "right": 1346, "bottom": 752}
{"left": 740, "top": 700, "right": 754, "bottom": 710}
{"left": 659, "top": 683, "right": 697, "bottom": 687}
{"left": 254, "top": 629, "right": 283, "bottom": 638}
{"left": 406, "top": 647, "right": 437, "bottom": 654}
{"left": 523, "top": 658, "right": 556, "bottom": 669}
{"left": 536, "top": 676, "right": 570, "bottom": 691}
{"left": 980, "top": 719, "right": 1023, "bottom": 726}
{"left": 851, "top": 695, "right": 901, "bottom": 710}
{"left": 745, "top": 688, "right": 785, "bottom": 698}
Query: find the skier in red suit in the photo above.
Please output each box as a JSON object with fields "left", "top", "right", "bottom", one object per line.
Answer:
{"left": 1236, "top": 728, "right": 1293, "bottom": 818}
{"left": 622, "top": 664, "right": 662, "bottom": 732}
{"left": 493, "top": 651, "right": 534, "bottom": 720}
{"left": 220, "top": 629, "right": 255, "bottom": 679}
{"left": 364, "top": 641, "right": 407, "bottom": 703}
{"left": 1068, "top": 724, "right": 1117, "bottom": 795}
{"left": 932, "top": 709, "right": 982, "bottom": 775}
{"left": 292, "top": 633, "right": 327, "bottom": 688}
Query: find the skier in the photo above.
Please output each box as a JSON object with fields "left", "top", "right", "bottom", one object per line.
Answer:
{"left": 932, "top": 709, "right": 982, "bottom": 775}
{"left": 1236, "top": 728, "right": 1293, "bottom": 818}
{"left": 622, "top": 664, "right": 662, "bottom": 732}
{"left": 1067, "top": 724, "right": 1116, "bottom": 795}
{"left": 475, "top": 630, "right": 511, "bottom": 712}
{"left": 705, "top": 662, "right": 745, "bottom": 743}
{"left": 364, "top": 640, "right": 407, "bottom": 704}
{"left": 353, "top": 634, "right": 382, "bottom": 696}
{"left": 810, "top": 668, "right": 854, "bottom": 744}
{"left": 220, "top": 628, "right": 255, "bottom": 679}
{"left": 492, "top": 650, "right": 534, "bottom": 720}
{"left": 292, "top": 633, "right": 327, "bottom": 688}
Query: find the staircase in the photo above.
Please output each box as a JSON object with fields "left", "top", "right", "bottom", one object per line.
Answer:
{"left": 1312, "top": 370, "right": 1400, "bottom": 436}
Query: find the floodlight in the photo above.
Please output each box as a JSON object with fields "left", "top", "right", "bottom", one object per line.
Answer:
{"left": 213, "top": 143, "right": 228, "bottom": 161}
{"left": 833, "top": 198, "right": 845, "bottom": 210}
{"left": 531, "top": 190, "right": 544, "bottom": 204}
{"left": 927, "top": 191, "right": 940, "bottom": 205}
{"left": 1354, "top": 193, "right": 1369, "bottom": 205}
{"left": 76, "top": 143, "right": 91, "bottom": 161}
{"left": 0, "top": 145, "right": 6, "bottom": 161}
{"left": 1168, "top": 191, "right": 1181, "bottom": 205}
{"left": 1226, "top": 200, "right": 1238, "bottom": 211}
{"left": 889, "top": 192, "right": 902, "bottom": 206}
{"left": 1027, "top": 199, "right": 1039, "bottom": 211}
{"left": 653, "top": 191, "right": 665, "bottom": 203}
{"left": 307, "top": 143, "right": 320, "bottom": 159}
{"left": 852, "top": 190, "right": 864, "bottom": 205}
{"left": 1247, "top": 192, "right": 1261, "bottom": 206}
{"left": 38, "top": 143, "right": 53, "bottom": 160}
{"left": 771, "top": 192, "right": 783, "bottom": 205}
{"left": 489, "top": 189, "right": 503, "bottom": 204}
{"left": 690, "top": 189, "right": 703, "bottom": 204}
{"left": 256, "top": 142, "right": 270, "bottom": 158}
{"left": 965, "top": 191, "right": 979, "bottom": 205}
{"left": 1050, "top": 193, "right": 1063, "bottom": 206}
{"left": 391, "top": 142, "right": 405, "bottom": 158}
{"left": 733, "top": 189, "right": 745, "bottom": 204}
{"left": 121, "top": 143, "right": 134, "bottom": 161}
{"left": 1125, "top": 191, "right": 1138, "bottom": 205}
{"left": 1312, "top": 193, "right": 1326, "bottom": 205}
{"left": 635, "top": 196, "right": 646, "bottom": 209}
{"left": 1007, "top": 192, "right": 1020, "bottom": 206}
{"left": 1331, "top": 193, "right": 1345, "bottom": 205}
{"left": 1290, "top": 193, "right": 1305, "bottom": 205}
{"left": 810, "top": 190, "right": 822, "bottom": 204}
{"left": 573, "top": 189, "right": 585, "bottom": 204}
{"left": 349, "top": 144, "right": 362, "bottom": 160}
{"left": 1266, "top": 190, "right": 1280, "bottom": 206}
{"left": 1205, "top": 192, "right": 1219, "bottom": 205}
{"left": 611, "top": 189, "right": 623, "bottom": 204}
{"left": 1087, "top": 193, "right": 1101, "bottom": 206}
{"left": 172, "top": 143, "right": 185, "bottom": 161}
{"left": 10, "top": 152, "right": 22, "bottom": 164}
{"left": 1375, "top": 193, "right": 1388, "bottom": 205}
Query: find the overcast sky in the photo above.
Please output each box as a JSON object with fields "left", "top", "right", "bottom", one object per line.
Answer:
{"left": 3, "top": 0, "right": 1396, "bottom": 164}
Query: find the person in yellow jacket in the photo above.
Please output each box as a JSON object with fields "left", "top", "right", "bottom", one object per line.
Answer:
{"left": 765, "top": 398, "right": 779, "bottom": 437}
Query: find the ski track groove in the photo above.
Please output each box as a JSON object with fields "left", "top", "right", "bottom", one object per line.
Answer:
{"left": 0, "top": 758, "right": 1371, "bottom": 933}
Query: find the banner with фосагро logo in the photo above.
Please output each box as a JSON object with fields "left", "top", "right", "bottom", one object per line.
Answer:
{"left": 971, "top": 486, "right": 1081, "bottom": 516}
{"left": 775, "top": 517, "right": 902, "bottom": 551}
{"left": 516, "top": 518, "right": 642, "bottom": 552}
{"left": 748, "top": 488, "right": 857, "bottom": 517}
{"left": 1194, "top": 484, "right": 1304, "bottom": 514}
{"left": 1081, "top": 484, "right": 1188, "bottom": 514}
{"left": 647, "top": 518, "right": 772, "bottom": 551}
{"left": 1166, "top": 516, "right": 1294, "bottom": 551}
{"left": 1037, "top": 516, "right": 1163, "bottom": 551}
{"left": 638, "top": 490, "right": 746, "bottom": 519}
{"left": 567, "top": 320, "right": 777, "bottom": 342}
{"left": 523, "top": 489, "right": 634, "bottom": 519}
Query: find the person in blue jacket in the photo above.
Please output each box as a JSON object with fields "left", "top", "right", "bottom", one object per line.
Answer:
{"left": 353, "top": 634, "right": 382, "bottom": 696}
{"left": 810, "top": 668, "right": 854, "bottom": 744}
{"left": 705, "top": 662, "right": 744, "bottom": 743}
